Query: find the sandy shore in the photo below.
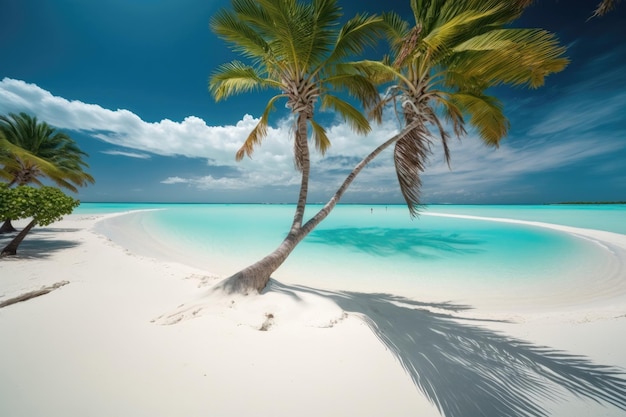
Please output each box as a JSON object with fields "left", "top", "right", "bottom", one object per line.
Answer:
{"left": 1, "top": 212, "right": 626, "bottom": 417}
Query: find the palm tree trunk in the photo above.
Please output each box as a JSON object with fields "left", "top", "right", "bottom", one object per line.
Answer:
{"left": 216, "top": 231, "right": 309, "bottom": 293}
{"left": 1, "top": 180, "right": 20, "bottom": 234}
{"left": 1, "top": 219, "right": 37, "bottom": 257}
{"left": 291, "top": 114, "right": 311, "bottom": 230}
{"left": 0, "top": 218, "right": 17, "bottom": 234}
{"left": 220, "top": 123, "right": 418, "bottom": 294}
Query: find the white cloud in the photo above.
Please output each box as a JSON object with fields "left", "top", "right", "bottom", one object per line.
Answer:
{"left": 528, "top": 91, "right": 626, "bottom": 137}
{"left": 419, "top": 132, "right": 623, "bottom": 195}
{"left": 1, "top": 77, "right": 624, "bottom": 202}
{"left": 101, "top": 150, "right": 151, "bottom": 159}
{"left": 160, "top": 176, "right": 188, "bottom": 185}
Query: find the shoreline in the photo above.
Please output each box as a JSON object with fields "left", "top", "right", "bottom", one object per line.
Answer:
{"left": 1, "top": 211, "right": 626, "bottom": 416}
{"left": 93, "top": 207, "right": 626, "bottom": 314}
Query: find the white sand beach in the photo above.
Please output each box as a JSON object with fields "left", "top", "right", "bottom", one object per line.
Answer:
{"left": 1, "top": 212, "right": 626, "bottom": 417}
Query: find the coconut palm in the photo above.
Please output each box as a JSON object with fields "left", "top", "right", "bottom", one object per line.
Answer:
{"left": 0, "top": 112, "right": 94, "bottom": 232}
{"left": 353, "top": 0, "right": 570, "bottom": 216}
{"left": 210, "top": 0, "right": 385, "bottom": 292}
{"left": 211, "top": 0, "right": 568, "bottom": 294}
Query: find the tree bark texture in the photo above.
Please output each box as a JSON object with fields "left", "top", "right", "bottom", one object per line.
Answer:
{"left": 0, "top": 281, "right": 69, "bottom": 308}
{"left": 1, "top": 219, "right": 37, "bottom": 256}
{"left": 0, "top": 218, "right": 16, "bottom": 234}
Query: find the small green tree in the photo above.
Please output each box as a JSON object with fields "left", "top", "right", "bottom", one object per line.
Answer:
{"left": 0, "top": 184, "right": 80, "bottom": 257}
{"left": 0, "top": 113, "right": 94, "bottom": 233}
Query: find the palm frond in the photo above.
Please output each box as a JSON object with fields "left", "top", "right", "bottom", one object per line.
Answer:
{"left": 422, "top": 8, "right": 502, "bottom": 62}
{"left": 449, "top": 92, "right": 509, "bottom": 147}
{"left": 325, "top": 68, "right": 382, "bottom": 110}
{"left": 409, "top": 1, "right": 535, "bottom": 66}
{"left": 253, "top": 0, "right": 318, "bottom": 74}
{"left": 438, "top": 97, "right": 467, "bottom": 140}
{"left": 304, "top": 0, "right": 343, "bottom": 67}
{"left": 321, "top": 95, "right": 371, "bottom": 135}
{"left": 380, "top": 12, "right": 411, "bottom": 56}
{"left": 394, "top": 126, "right": 432, "bottom": 217}
{"left": 235, "top": 95, "right": 282, "bottom": 160}
{"left": 449, "top": 29, "right": 569, "bottom": 89}
{"left": 410, "top": 0, "right": 442, "bottom": 35}
{"left": 210, "top": 61, "right": 274, "bottom": 101}
{"left": 210, "top": 7, "right": 271, "bottom": 63}
{"left": 422, "top": 104, "right": 453, "bottom": 166}
{"left": 327, "top": 13, "right": 386, "bottom": 63}
{"left": 309, "top": 118, "right": 331, "bottom": 155}
{"left": 349, "top": 59, "right": 399, "bottom": 85}
{"left": 231, "top": 0, "right": 273, "bottom": 30}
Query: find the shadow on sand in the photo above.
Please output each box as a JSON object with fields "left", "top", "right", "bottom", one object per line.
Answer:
{"left": 0, "top": 228, "right": 81, "bottom": 259}
{"left": 269, "top": 280, "right": 626, "bottom": 417}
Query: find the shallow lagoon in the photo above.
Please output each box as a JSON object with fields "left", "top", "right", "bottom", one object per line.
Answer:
{"left": 83, "top": 203, "right": 625, "bottom": 309}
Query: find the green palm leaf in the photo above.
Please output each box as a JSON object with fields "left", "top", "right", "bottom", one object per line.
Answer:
{"left": 449, "top": 92, "right": 509, "bottom": 146}
{"left": 309, "top": 118, "right": 330, "bottom": 155}
{"left": 210, "top": 61, "right": 273, "bottom": 102}
{"left": 321, "top": 95, "right": 371, "bottom": 135}
{"left": 328, "top": 14, "right": 386, "bottom": 63}
{"left": 450, "top": 29, "right": 569, "bottom": 89}
{"left": 0, "top": 113, "right": 94, "bottom": 191}
{"left": 210, "top": 7, "right": 271, "bottom": 63}
{"left": 236, "top": 95, "right": 282, "bottom": 160}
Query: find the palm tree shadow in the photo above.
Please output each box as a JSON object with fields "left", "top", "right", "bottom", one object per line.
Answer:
{"left": 0, "top": 228, "right": 81, "bottom": 259}
{"left": 269, "top": 280, "right": 626, "bottom": 417}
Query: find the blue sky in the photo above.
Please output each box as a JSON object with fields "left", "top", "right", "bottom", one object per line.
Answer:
{"left": 1, "top": 0, "right": 625, "bottom": 204}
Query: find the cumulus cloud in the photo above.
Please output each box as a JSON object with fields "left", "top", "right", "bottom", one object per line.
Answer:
{"left": 160, "top": 177, "right": 188, "bottom": 185}
{"left": 101, "top": 150, "right": 151, "bottom": 159}
{"left": 1, "top": 77, "right": 623, "bottom": 202}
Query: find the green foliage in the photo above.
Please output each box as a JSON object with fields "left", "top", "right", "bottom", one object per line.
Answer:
{"left": 0, "top": 112, "right": 95, "bottom": 191}
{"left": 0, "top": 184, "right": 79, "bottom": 227}
{"left": 373, "top": 1, "right": 568, "bottom": 216}
{"left": 210, "top": 0, "right": 387, "bottom": 162}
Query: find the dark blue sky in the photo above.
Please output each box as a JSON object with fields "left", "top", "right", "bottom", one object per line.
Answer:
{"left": 1, "top": 0, "right": 625, "bottom": 204}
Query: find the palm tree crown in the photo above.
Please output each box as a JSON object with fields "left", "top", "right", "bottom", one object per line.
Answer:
{"left": 0, "top": 112, "right": 94, "bottom": 192}
{"left": 359, "top": 0, "right": 568, "bottom": 215}
{"left": 210, "top": 0, "right": 385, "bottom": 165}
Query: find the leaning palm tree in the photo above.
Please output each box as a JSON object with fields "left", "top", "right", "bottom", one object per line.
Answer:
{"left": 212, "top": 0, "right": 568, "bottom": 294}
{"left": 357, "top": 0, "right": 570, "bottom": 216}
{"left": 0, "top": 112, "right": 94, "bottom": 232}
{"left": 210, "top": 0, "right": 385, "bottom": 292}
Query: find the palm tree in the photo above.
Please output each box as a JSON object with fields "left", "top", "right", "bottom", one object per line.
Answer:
{"left": 356, "top": 0, "right": 570, "bottom": 216}
{"left": 0, "top": 112, "right": 94, "bottom": 232}
{"left": 210, "top": 0, "right": 385, "bottom": 292}
{"left": 211, "top": 0, "right": 568, "bottom": 294}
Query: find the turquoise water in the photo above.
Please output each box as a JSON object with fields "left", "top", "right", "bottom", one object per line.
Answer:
{"left": 79, "top": 203, "right": 626, "bottom": 305}
{"left": 425, "top": 204, "right": 626, "bottom": 235}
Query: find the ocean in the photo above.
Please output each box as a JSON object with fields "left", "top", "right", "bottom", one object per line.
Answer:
{"left": 83, "top": 203, "right": 626, "bottom": 309}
